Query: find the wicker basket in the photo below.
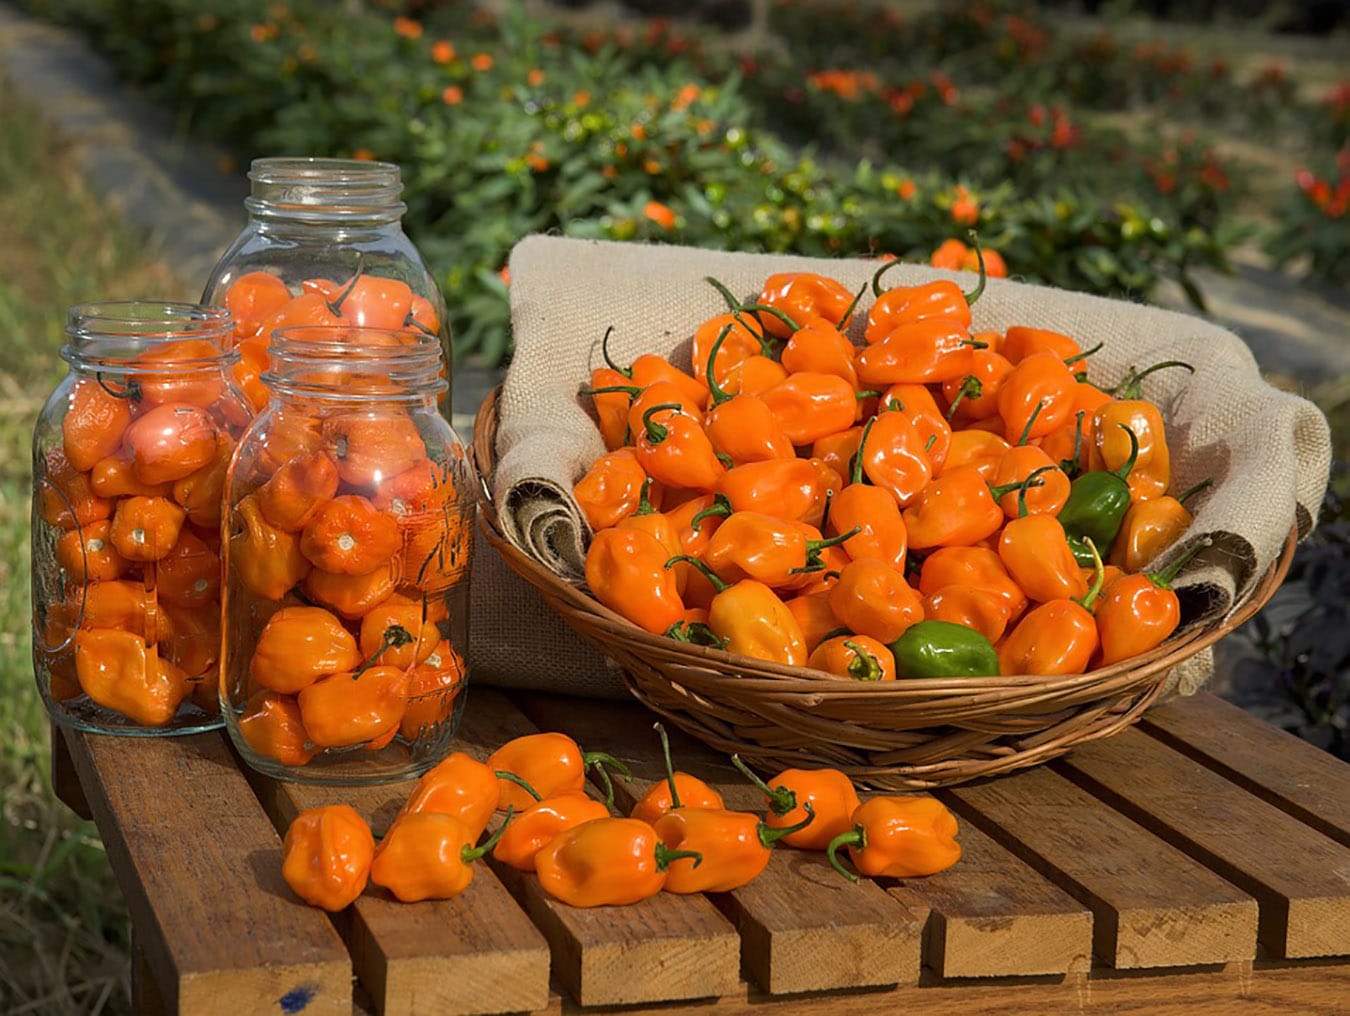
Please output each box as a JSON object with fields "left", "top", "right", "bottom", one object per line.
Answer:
{"left": 472, "top": 387, "right": 1296, "bottom": 789}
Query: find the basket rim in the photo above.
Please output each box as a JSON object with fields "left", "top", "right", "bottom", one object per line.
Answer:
{"left": 472, "top": 385, "right": 1296, "bottom": 694}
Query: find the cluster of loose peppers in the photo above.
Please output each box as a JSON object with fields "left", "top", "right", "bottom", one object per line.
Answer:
{"left": 281, "top": 724, "right": 961, "bottom": 911}
{"left": 37, "top": 345, "right": 252, "bottom": 725}
{"left": 220, "top": 270, "right": 467, "bottom": 767}
{"left": 573, "top": 258, "right": 1210, "bottom": 679}
{"left": 222, "top": 265, "right": 442, "bottom": 410}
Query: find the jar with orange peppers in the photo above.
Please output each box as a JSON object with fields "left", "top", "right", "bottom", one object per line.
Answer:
{"left": 200, "top": 157, "right": 451, "bottom": 417}
{"left": 221, "top": 326, "right": 474, "bottom": 784}
{"left": 31, "top": 302, "right": 252, "bottom": 733}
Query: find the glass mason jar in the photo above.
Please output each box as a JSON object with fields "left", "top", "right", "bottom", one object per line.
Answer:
{"left": 32, "top": 303, "right": 253, "bottom": 734}
{"left": 221, "top": 327, "right": 474, "bottom": 785}
{"left": 200, "top": 157, "right": 451, "bottom": 416}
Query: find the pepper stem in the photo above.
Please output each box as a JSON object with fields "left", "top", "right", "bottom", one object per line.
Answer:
{"left": 1176, "top": 478, "right": 1213, "bottom": 507}
{"left": 1063, "top": 341, "right": 1104, "bottom": 366}
{"left": 826, "top": 826, "right": 866, "bottom": 883}
{"left": 840, "top": 282, "right": 867, "bottom": 328}
{"left": 738, "top": 302, "right": 802, "bottom": 334}
{"left": 635, "top": 476, "right": 657, "bottom": 516}
{"left": 758, "top": 802, "right": 816, "bottom": 848}
{"left": 1061, "top": 410, "right": 1086, "bottom": 478}
{"left": 988, "top": 472, "right": 1045, "bottom": 503}
{"left": 1114, "top": 360, "right": 1195, "bottom": 400}
{"left": 808, "top": 526, "right": 861, "bottom": 554}
{"left": 1009, "top": 465, "right": 1056, "bottom": 518}
{"left": 325, "top": 253, "right": 366, "bottom": 316}
{"left": 945, "top": 375, "right": 982, "bottom": 421}
{"left": 653, "top": 722, "right": 682, "bottom": 810}
{"left": 704, "top": 323, "right": 736, "bottom": 406}
{"left": 1015, "top": 399, "right": 1045, "bottom": 447}
{"left": 1112, "top": 424, "right": 1140, "bottom": 482}
{"left": 845, "top": 640, "right": 884, "bottom": 681}
{"left": 580, "top": 384, "right": 642, "bottom": 399}
{"left": 730, "top": 754, "right": 796, "bottom": 816}
{"left": 1149, "top": 537, "right": 1213, "bottom": 590}
{"left": 705, "top": 277, "right": 779, "bottom": 354}
{"left": 964, "top": 230, "right": 987, "bottom": 306}
{"left": 641, "top": 403, "right": 682, "bottom": 444}
{"left": 870, "top": 257, "right": 903, "bottom": 298}
{"left": 95, "top": 373, "right": 143, "bottom": 402}
{"left": 583, "top": 750, "right": 633, "bottom": 811}
{"left": 666, "top": 554, "right": 729, "bottom": 593}
{"left": 351, "top": 624, "right": 415, "bottom": 679}
{"left": 654, "top": 842, "right": 703, "bottom": 871}
{"left": 495, "top": 771, "right": 542, "bottom": 802}
{"left": 690, "top": 494, "right": 732, "bottom": 532}
{"left": 462, "top": 807, "right": 514, "bottom": 863}
{"left": 852, "top": 416, "right": 877, "bottom": 486}
{"left": 600, "top": 325, "right": 632, "bottom": 377}
{"left": 1075, "top": 538, "right": 1106, "bottom": 612}
{"left": 665, "top": 620, "right": 727, "bottom": 649}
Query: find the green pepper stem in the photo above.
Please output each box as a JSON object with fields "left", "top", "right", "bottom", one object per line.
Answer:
{"left": 1075, "top": 538, "right": 1106, "bottom": 612}
{"left": 1063, "top": 341, "right": 1104, "bottom": 366}
{"left": 730, "top": 754, "right": 796, "bottom": 816}
{"left": 1114, "top": 359, "right": 1194, "bottom": 399}
{"left": 844, "top": 640, "right": 884, "bottom": 681}
{"left": 653, "top": 722, "right": 681, "bottom": 810}
{"left": 1061, "top": 410, "right": 1086, "bottom": 478}
{"left": 690, "top": 494, "right": 732, "bottom": 532}
{"left": 655, "top": 842, "right": 703, "bottom": 871}
{"left": 352, "top": 623, "right": 415, "bottom": 679}
{"left": 1149, "top": 537, "right": 1213, "bottom": 590}
{"left": 635, "top": 476, "right": 657, "bottom": 516}
{"left": 840, "top": 282, "right": 867, "bottom": 328}
{"left": 808, "top": 526, "right": 861, "bottom": 554}
{"left": 665, "top": 554, "right": 729, "bottom": 593}
{"left": 1008, "top": 465, "right": 1056, "bottom": 518}
{"left": 736, "top": 302, "right": 802, "bottom": 334}
{"left": 1016, "top": 399, "right": 1046, "bottom": 447}
{"left": 580, "top": 384, "right": 642, "bottom": 399}
{"left": 583, "top": 750, "right": 633, "bottom": 811}
{"left": 855, "top": 389, "right": 881, "bottom": 401}
{"left": 462, "top": 807, "right": 514, "bottom": 863}
{"left": 704, "top": 275, "right": 743, "bottom": 313}
{"left": 705, "top": 277, "right": 778, "bottom": 355}
{"left": 960, "top": 339, "right": 990, "bottom": 349}
{"left": 758, "top": 802, "right": 815, "bottom": 848}
{"left": 946, "top": 375, "right": 982, "bottom": 421}
{"left": 1176, "top": 478, "right": 1213, "bottom": 506}
{"left": 324, "top": 253, "right": 366, "bottom": 316}
{"left": 1112, "top": 424, "right": 1140, "bottom": 482}
{"left": 988, "top": 471, "right": 1046, "bottom": 503}
{"left": 641, "top": 403, "right": 682, "bottom": 444}
{"left": 95, "top": 373, "right": 143, "bottom": 402}
{"left": 870, "top": 257, "right": 903, "bottom": 298}
{"left": 819, "top": 488, "right": 835, "bottom": 535}
{"left": 600, "top": 325, "right": 633, "bottom": 378}
{"left": 495, "top": 771, "right": 542, "bottom": 802}
{"left": 852, "top": 415, "right": 877, "bottom": 486}
{"left": 704, "top": 323, "right": 736, "bottom": 406}
{"left": 964, "top": 230, "right": 987, "bottom": 307}
{"left": 825, "top": 826, "right": 866, "bottom": 883}
{"left": 665, "top": 620, "right": 727, "bottom": 649}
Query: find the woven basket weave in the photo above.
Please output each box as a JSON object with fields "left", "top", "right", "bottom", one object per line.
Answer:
{"left": 472, "top": 387, "right": 1296, "bottom": 789}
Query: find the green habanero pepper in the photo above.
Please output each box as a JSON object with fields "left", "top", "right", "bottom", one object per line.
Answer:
{"left": 890, "top": 620, "right": 999, "bottom": 678}
{"left": 1058, "top": 423, "right": 1139, "bottom": 566}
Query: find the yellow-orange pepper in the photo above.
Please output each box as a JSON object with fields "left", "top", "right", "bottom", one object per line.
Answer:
{"left": 256, "top": 451, "right": 340, "bottom": 531}
{"left": 535, "top": 817, "right": 701, "bottom": 908}
{"left": 488, "top": 731, "right": 631, "bottom": 812}
{"left": 493, "top": 793, "right": 612, "bottom": 872}
{"left": 230, "top": 495, "right": 311, "bottom": 599}
{"left": 297, "top": 662, "right": 410, "bottom": 749}
{"left": 250, "top": 606, "right": 362, "bottom": 694}
{"left": 731, "top": 758, "right": 862, "bottom": 852}
{"left": 370, "top": 811, "right": 510, "bottom": 903}
{"left": 1109, "top": 479, "right": 1211, "bottom": 572}
{"left": 73, "top": 629, "right": 189, "bottom": 726}
{"left": 300, "top": 495, "right": 401, "bottom": 575}
{"left": 826, "top": 796, "right": 961, "bottom": 880}
{"left": 282, "top": 805, "right": 374, "bottom": 911}
{"left": 239, "top": 690, "right": 315, "bottom": 766}
{"left": 55, "top": 520, "right": 128, "bottom": 584}
{"left": 809, "top": 635, "right": 897, "bottom": 682}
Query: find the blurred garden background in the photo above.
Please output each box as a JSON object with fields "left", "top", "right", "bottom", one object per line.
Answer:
{"left": 0, "top": 0, "right": 1346, "bottom": 1010}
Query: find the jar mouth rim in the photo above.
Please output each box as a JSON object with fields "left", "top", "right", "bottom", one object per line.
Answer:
{"left": 269, "top": 326, "right": 442, "bottom": 358}
{"left": 246, "top": 157, "right": 405, "bottom": 223}
{"left": 249, "top": 156, "right": 401, "bottom": 184}
{"left": 67, "top": 301, "right": 232, "bottom": 337}
{"left": 264, "top": 326, "right": 446, "bottom": 401}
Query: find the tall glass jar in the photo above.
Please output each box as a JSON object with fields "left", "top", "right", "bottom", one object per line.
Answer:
{"left": 32, "top": 303, "right": 252, "bottom": 734}
{"left": 221, "top": 327, "right": 474, "bottom": 785}
{"left": 200, "top": 157, "right": 451, "bottom": 416}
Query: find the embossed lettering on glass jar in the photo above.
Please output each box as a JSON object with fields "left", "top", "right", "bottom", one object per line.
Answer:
{"left": 200, "top": 157, "right": 451, "bottom": 416}
{"left": 221, "top": 327, "right": 474, "bottom": 785}
{"left": 32, "top": 302, "right": 252, "bottom": 734}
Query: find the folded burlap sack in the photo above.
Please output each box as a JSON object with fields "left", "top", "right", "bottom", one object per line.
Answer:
{"left": 472, "top": 235, "right": 1331, "bottom": 699}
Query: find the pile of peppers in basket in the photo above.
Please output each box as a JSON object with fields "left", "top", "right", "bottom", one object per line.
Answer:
{"left": 573, "top": 256, "right": 1212, "bottom": 679}
{"left": 280, "top": 724, "right": 961, "bottom": 910}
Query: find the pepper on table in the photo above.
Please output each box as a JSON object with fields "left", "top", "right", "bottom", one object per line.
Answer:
{"left": 654, "top": 802, "right": 815, "bottom": 893}
{"left": 535, "top": 816, "right": 703, "bottom": 907}
{"left": 397, "top": 751, "right": 531, "bottom": 837}
{"left": 731, "top": 756, "right": 863, "bottom": 851}
{"left": 826, "top": 796, "right": 962, "bottom": 880}
{"left": 282, "top": 804, "right": 375, "bottom": 912}
{"left": 630, "top": 723, "right": 726, "bottom": 824}
{"left": 488, "top": 731, "right": 633, "bottom": 812}
{"left": 493, "top": 793, "right": 613, "bottom": 872}
{"left": 371, "top": 809, "right": 513, "bottom": 902}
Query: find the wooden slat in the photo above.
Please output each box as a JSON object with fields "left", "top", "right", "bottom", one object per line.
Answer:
{"left": 547, "top": 957, "right": 1350, "bottom": 1016}
{"left": 1140, "top": 692, "right": 1350, "bottom": 847}
{"left": 514, "top": 692, "right": 928, "bottom": 993}
{"left": 50, "top": 721, "right": 91, "bottom": 820}
{"left": 247, "top": 777, "right": 551, "bottom": 1016}
{"left": 62, "top": 727, "right": 351, "bottom": 1015}
{"left": 1055, "top": 727, "right": 1350, "bottom": 959}
{"left": 940, "top": 765, "right": 1258, "bottom": 969}
{"left": 459, "top": 689, "right": 742, "bottom": 1007}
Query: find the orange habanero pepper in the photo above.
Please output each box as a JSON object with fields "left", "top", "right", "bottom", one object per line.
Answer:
{"left": 282, "top": 805, "right": 374, "bottom": 911}
{"left": 256, "top": 451, "right": 340, "bottom": 531}
{"left": 634, "top": 403, "right": 725, "bottom": 492}
{"left": 574, "top": 446, "right": 655, "bottom": 532}
{"left": 397, "top": 751, "right": 509, "bottom": 836}
{"left": 856, "top": 409, "right": 933, "bottom": 508}
{"left": 760, "top": 372, "right": 869, "bottom": 446}
{"left": 89, "top": 454, "right": 171, "bottom": 500}
{"left": 1090, "top": 362, "right": 1192, "bottom": 503}
{"left": 598, "top": 325, "right": 708, "bottom": 411}
{"left": 297, "top": 652, "right": 411, "bottom": 749}
{"left": 921, "top": 586, "right": 1013, "bottom": 645}
{"left": 582, "top": 365, "right": 635, "bottom": 450}
{"left": 809, "top": 635, "right": 897, "bottom": 681}
{"left": 239, "top": 690, "right": 315, "bottom": 767}
{"left": 654, "top": 804, "right": 813, "bottom": 893}
{"left": 692, "top": 312, "right": 774, "bottom": 390}
{"left": 73, "top": 629, "right": 189, "bottom": 726}
{"left": 1000, "top": 325, "right": 1084, "bottom": 365}
{"left": 701, "top": 325, "right": 796, "bottom": 465}
{"left": 669, "top": 557, "right": 809, "bottom": 667}
{"left": 785, "top": 589, "right": 843, "bottom": 654}
{"left": 108, "top": 496, "right": 186, "bottom": 562}
{"left": 998, "top": 480, "right": 1088, "bottom": 604}
{"left": 757, "top": 272, "right": 856, "bottom": 338}
{"left": 536, "top": 817, "right": 702, "bottom": 907}
{"left": 856, "top": 319, "right": 983, "bottom": 386}
{"left": 780, "top": 317, "right": 862, "bottom": 390}
{"left": 826, "top": 796, "right": 961, "bottom": 880}
{"left": 1110, "top": 479, "right": 1211, "bottom": 572}
{"left": 250, "top": 605, "right": 362, "bottom": 694}
{"left": 698, "top": 457, "right": 830, "bottom": 527}
{"left": 829, "top": 558, "right": 924, "bottom": 643}
{"left": 941, "top": 350, "right": 1013, "bottom": 424}
{"left": 902, "top": 468, "right": 1028, "bottom": 550}
{"left": 132, "top": 339, "right": 228, "bottom": 408}
{"left": 703, "top": 511, "right": 857, "bottom": 587}
{"left": 300, "top": 495, "right": 401, "bottom": 575}
{"left": 322, "top": 410, "right": 426, "bottom": 488}
{"left": 494, "top": 793, "right": 612, "bottom": 872}
{"left": 585, "top": 526, "right": 685, "bottom": 635}
{"left": 55, "top": 520, "right": 127, "bottom": 584}
{"left": 1096, "top": 540, "right": 1208, "bottom": 666}
{"left": 731, "top": 757, "right": 863, "bottom": 851}
{"left": 358, "top": 594, "right": 439, "bottom": 669}
{"left": 991, "top": 450, "right": 1070, "bottom": 518}
{"left": 826, "top": 449, "right": 908, "bottom": 572}
{"left": 629, "top": 722, "right": 727, "bottom": 827}
{"left": 880, "top": 384, "right": 952, "bottom": 474}
{"left": 864, "top": 258, "right": 983, "bottom": 341}
{"left": 918, "top": 546, "right": 1028, "bottom": 622}
{"left": 996, "top": 352, "right": 1078, "bottom": 444}
{"left": 939, "top": 429, "right": 1010, "bottom": 481}
{"left": 371, "top": 811, "right": 510, "bottom": 903}
{"left": 225, "top": 270, "right": 292, "bottom": 335}
{"left": 998, "top": 540, "right": 1106, "bottom": 676}
{"left": 155, "top": 529, "right": 221, "bottom": 608}
{"left": 302, "top": 561, "right": 399, "bottom": 620}
{"left": 123, "top": 403, "right": 219, "bottom": 485}
{"left": 489, "top": 731, "right": 632, "bottom": 812}
{"left": 63, "top": 378, "right": 134, "bottom": 471}
{"left": 400, "top": 639, "right": 466, "bottom": 741}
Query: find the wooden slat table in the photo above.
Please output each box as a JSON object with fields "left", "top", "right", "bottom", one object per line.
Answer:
{"left": 52, "top": 690, "right": 1350, "bottom": 1015}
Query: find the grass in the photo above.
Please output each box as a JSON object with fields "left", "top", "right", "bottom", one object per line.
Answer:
{"left": 0, "top": 76, "right": 187, "bottom": 1014}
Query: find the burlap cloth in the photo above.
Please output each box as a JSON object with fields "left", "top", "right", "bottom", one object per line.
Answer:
{"left": 469, "top": 235, "right": 1331, "bottom": 700}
